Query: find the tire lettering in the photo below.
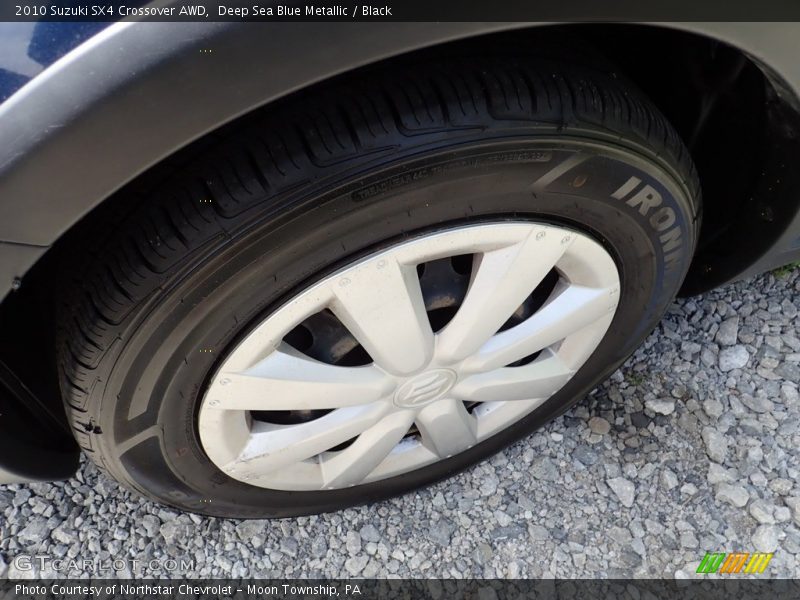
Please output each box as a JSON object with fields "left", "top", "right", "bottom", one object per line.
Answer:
{"left": 650, "top": 206, "right": 676, "bottom": 231}
{"left": 659, "top": 226, "right": 682, "bottom": 253}
{"left": 664, "top": 250, "right": 683, "bottom": 270}
{"left": 612, "top": 176, "right": 684, "bottom": 271}
{"left": 611, "top": 176, "right": 641, "bottom": 199}
{"left": 626, "top": 184, "right": 662, "bottom": 216}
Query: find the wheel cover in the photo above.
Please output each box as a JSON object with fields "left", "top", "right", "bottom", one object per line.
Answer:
{"left": 198, "top": 222, "right": 620, "bottom": 491}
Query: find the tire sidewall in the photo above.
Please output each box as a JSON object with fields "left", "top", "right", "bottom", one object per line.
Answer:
{"left": 94, "top": 137, "right": 695, "bottom": 517}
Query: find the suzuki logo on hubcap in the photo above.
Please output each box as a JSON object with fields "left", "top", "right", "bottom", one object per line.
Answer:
{"left": 394, "top": 369, "right": 457, "bottom": 408}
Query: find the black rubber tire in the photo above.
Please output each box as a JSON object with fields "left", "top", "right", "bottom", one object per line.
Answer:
{"left": 57, "top": 55, "right": 700, "bottom": 517}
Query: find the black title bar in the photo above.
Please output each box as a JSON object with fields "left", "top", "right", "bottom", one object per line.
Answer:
{"left": 4, "top": 0, "right": 800, "bottom": 22}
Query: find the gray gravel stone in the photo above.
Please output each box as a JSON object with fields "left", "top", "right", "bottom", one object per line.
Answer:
{"left": 773, "top": 506, "right": 791, "bottom": 523}
{"left": 607, "top": 477, "right": 635, "bottom": 508}
{"left": 429, "top": 519, "right": 455, "bottom": 546}
{"left": 310, "top": 535, "right": 328, "bottom": 558}
{"left": 18, "top": 517, "right": 49, "bottom": 544}
{"left": 719, "top": 345, "right": 750, "bottom": 371}
{"left": 235, "top": 520, "right": 263, "bottom": 542}
{"left": 13, "top": 488, "right": 31, "bottom": 507}
{"left": 753, "top": 525, "right": 780, "bottom": 553}
{"left": 141, "top": 515, "right": 160, "bottom": 537}
{"left": 784, "top": 497, "right": 800, "bottom": 527}
{"left": 702, "top": 398, "right": 724, "bottom": 418}
{"left": 587, "top": 416, "right": 610, "bottom": 435}
{"left": 749, "top": 500, "right": 775, "bottom": 525}
{"left": 345, "top": 531, "right": 362, "bottom": 555}
{"left": 741, "top": 394, "right": 772, "bottom": 414}
{"left": 716, "top": 483, "right": 749, "bottom": 508}
{"left": 573, "top": 445, "right": 599, "bottom": 466}
{"left": 776, "top": 362, "right": 800, "bottom": 382}
{"left": 51, "top": 526, "right": 77, "bottom": 545}
{"left": 646, "top": 399, "right": 675, "bottom": 415}
{"left": 280, "top": 536, "right": 299, "bottom": 558}
{"left": 359, "top": 524, "right": 380, "bottom": 543}
{"left": 528, "top": 525, "right": 549, "bottom": 541}
{"left": 344, "top": 555, "right": 368, "bottom": 576}
{"left": 660, "top": 469, "right": 678, "bottom": 491}
{"left": 530, "top": 457, "right": 558, "bottom": 481}
{"left": 702, "top": 427, "right": 729, "bottom": 463}
{"left": 715, "top": 317, "right": 739, "bottom": 346}
{"left": 679, "top": 531, "right": 698, "bottom": 549}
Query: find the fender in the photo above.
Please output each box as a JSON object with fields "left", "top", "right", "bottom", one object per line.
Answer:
{"left": 1, "top": 21, "right": 800, "bottom": 304}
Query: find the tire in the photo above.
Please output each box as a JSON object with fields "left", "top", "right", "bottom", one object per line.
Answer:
{"left": 57, "top": 55, "right": 700, "bottom": 517}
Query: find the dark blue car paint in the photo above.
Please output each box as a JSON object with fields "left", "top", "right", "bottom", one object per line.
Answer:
{"left": 0, "top": 22, "right": 107, "bottom": 103}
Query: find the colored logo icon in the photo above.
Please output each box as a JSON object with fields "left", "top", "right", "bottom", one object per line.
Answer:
{"left": 696, "top": 552, "right": 774, "bottom": 574}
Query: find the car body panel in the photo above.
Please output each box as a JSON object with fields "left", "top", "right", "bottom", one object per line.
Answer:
{"left": 0, "top": 21, "right": 799, "bottom": 483}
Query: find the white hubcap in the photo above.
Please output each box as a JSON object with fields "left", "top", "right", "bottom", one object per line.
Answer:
{"left": 199, "top": 223, "right": 620, "bottom": 490}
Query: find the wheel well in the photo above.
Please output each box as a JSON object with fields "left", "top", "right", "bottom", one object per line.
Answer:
{"left": 0, "top": 22, "right": 797, "bottom": 421}
{"left": 377, "top": 24, "right": 800, "bottom": 295}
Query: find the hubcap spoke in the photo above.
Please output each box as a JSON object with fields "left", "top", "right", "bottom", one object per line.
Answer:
{"left": 319, "top": 410, "right": 415, "bottom": 488}
{"left": 209, "top": 344, "right": 393, "bottom": 411}
{"left": 453, "top": 349, "right": 574, "bottom": 402}
{"left": 415, "top": 398, "right": 478, "bottom": 458}
{"left": 462, "top": 283, "right": 619, "bottom": 373}
{"left": 436, "top": 227, "right": 573, "bottom": 363}
{"left": 330, "top": 256, "right": 434, "bottom": 375}
{"left": 231, "top": 404, "right": 389, "bottom": 476}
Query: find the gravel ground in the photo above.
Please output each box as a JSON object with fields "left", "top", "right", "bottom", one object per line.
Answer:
{"left": 1, "top": 267, "right": 799, "bottom": 579}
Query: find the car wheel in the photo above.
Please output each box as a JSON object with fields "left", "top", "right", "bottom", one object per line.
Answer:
{"left": 57, "top": 56, "right": 699, "bottom": 517}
